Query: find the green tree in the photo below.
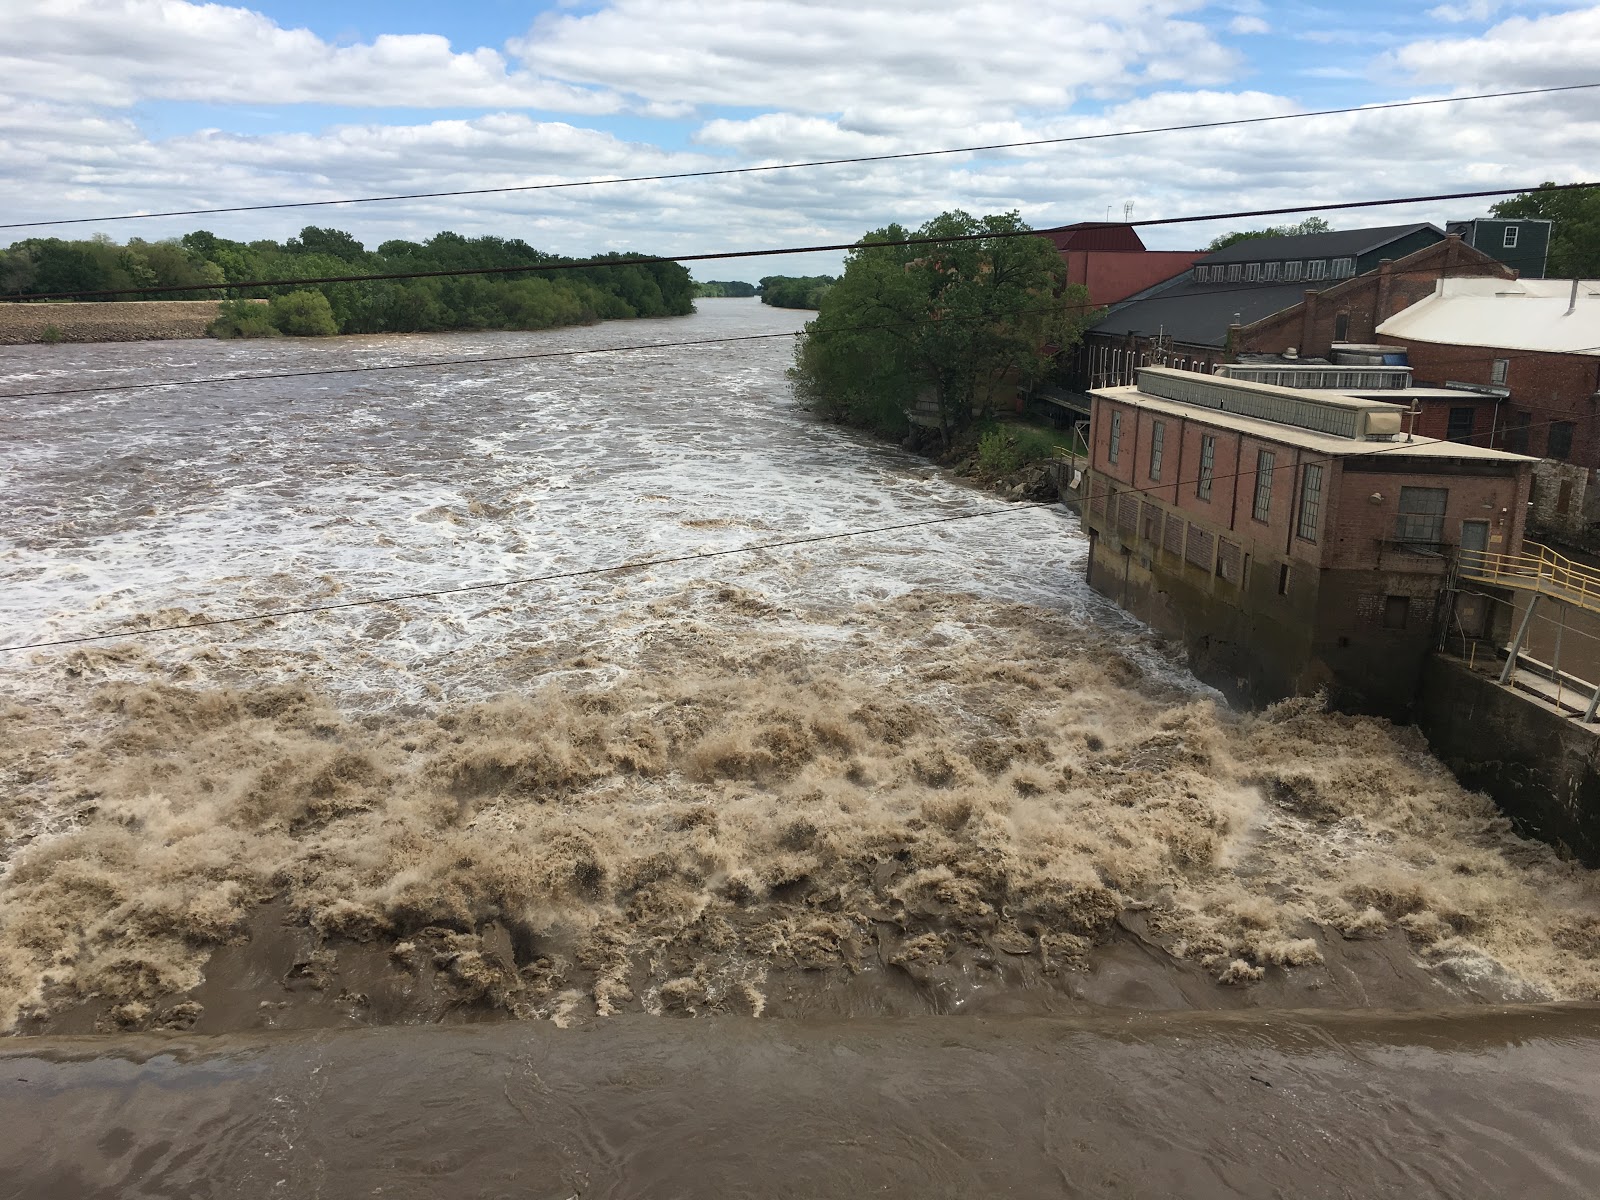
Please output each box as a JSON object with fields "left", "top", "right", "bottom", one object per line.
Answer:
{"left": 1492, "top": 183, "right": 1600, "bottom": 277}
{"left": 792, "top": 211, "right": 1097, "bottom": 446}
{"left": 208, "top": 299, "right": 278, "bottom": 338}
{"left": 760, "top": 275, "right": 837, "bottom": 308}
{"left": 268, "top": 290, "right": 339, "bottom": 336}
{"left": 1204, "top": 217, "right": 1333, "bottom": 253}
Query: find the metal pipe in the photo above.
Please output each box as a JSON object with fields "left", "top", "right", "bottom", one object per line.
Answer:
{"left": 1500, "top": 594, "right": 1540, "bottom": 684}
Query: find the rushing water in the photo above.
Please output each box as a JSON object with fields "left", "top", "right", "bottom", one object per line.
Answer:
{"left": 5, "top": 300, "right": 1600, "bottom": 1195}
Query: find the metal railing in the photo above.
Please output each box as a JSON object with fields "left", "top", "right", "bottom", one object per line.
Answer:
{"left": 1455, "top": 541, "right": 1600, "bottom": 617}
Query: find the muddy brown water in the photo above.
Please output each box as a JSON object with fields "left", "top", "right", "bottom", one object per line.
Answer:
{"left": 6, "top": 1006, "right": 1600, "bottom": 1198}
{"left": 7, "top": 302, "right": 1600, "bottom": 1194}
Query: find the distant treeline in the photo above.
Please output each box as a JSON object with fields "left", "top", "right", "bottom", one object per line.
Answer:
{"left": 0, "top": 227, "right": 695, "bottom": 335}
{"left": 694, "top": 279, "right": 758, "bottom": 298}
{"left": 760, "top": 275, "right": 836, "bottom": 309}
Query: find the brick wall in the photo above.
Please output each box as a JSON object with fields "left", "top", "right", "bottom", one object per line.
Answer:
{"left": 1392, "top": 338, "right": 1600, "bottom": 465}
{"left": 1234, "top": 236, "right": 1514, "bottom": 359}
{"left": 1327, "top": 460, "right": 1529, "bottom": 569}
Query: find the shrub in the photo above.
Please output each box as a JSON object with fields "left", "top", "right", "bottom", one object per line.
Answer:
{"left": 208, "top": 299, "right": 278, "bottom": 339}
{"left": 977, "top": 429, "right": 1023, "bottom": 476}
{"left": 267, "top": 290, "right": 339, "bottom": 336}
{"left": 39, "top": 323, "right": 63, "bottom": 344}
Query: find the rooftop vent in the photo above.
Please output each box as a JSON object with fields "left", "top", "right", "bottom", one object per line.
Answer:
{"left": 1134, "top": 367, "right": 1406, "bottom": 440}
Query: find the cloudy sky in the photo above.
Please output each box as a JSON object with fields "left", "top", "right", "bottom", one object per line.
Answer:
{"left": 2, "top": 0, "right": 1598, "bottom": 279}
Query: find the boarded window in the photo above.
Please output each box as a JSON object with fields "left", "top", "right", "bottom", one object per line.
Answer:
{"left": 1508, "top": 413, "right": 1531, "bottom": 455}
{"left": 1217, "top": 539, "right": 1241, "bottom": 583}
{"left": 1549, "top": 421, "right": 1575, "bottom": 461}
{"left": 1108, "top": 410, "right": 1122, "bottom": 464}
{"left": 1163, "top": 514, "right": 1184, "bottom": 556}
{"left": 1141, "top": 502, "right": 1161, "bottom": 543}
{"left": 1558, "top": 480, "right": 1574, "bottom": 516}
{"left": 1185, "top": 525, "right": 1215, "bottom": 571}
{"left": 1090, "top": 476, "right": 1106, "bottom": 516}
{"left": 1253, "top": 450, "right": 1275, "bottom": 522}
{"left": 1149, "top": 420, "right": 1165, "bottom": 481}
{"left": 1396, "top": 486, "right": 1448, "bottom": 545}
{"left": 1297, "top": 463, "right": 1323, "bottom": 542}
{"left": 1334, "top": 312, "right": 1349, "bottom": 341}
{"left": 1119, "top": 494, "right": 1139, "bottom": 531}
{"left": 1383, "top": 595, "right": 1410, "bottom": 629}
{"left": 1197, "top": 435, "right": 1216, "bottom": 500}
{"left": 1446, "top": 406, "right": 1475, "bottom": 443}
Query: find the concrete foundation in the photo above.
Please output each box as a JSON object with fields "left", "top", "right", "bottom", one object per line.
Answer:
{"left": 1416, "top": 655, "right": 1600, "bottom": 866}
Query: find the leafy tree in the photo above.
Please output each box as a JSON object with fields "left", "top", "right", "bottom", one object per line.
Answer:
{"left": 1492, "top": 183, "right": 1600, "bottom": 277}
{"left": 792, "top": 211, "right": 1098, "bottom": 446}
{"left": 208, "top": 299, "right": 278, "bottom": 338}
{"left": 268, "top": 290, "right": 339, "bottom": 336}
{"left": 760, "top": 275, "right": 836, "bottom": 308}
{"left": 695, "top": 279, "right": 758, "bottom": 298}
{"left": 1204, "top": 217, "right": 1333, "bottom": 253}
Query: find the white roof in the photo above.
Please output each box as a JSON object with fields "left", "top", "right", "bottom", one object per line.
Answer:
{"left": 1377, "top": 277, "right": 1600, "bottom": 356}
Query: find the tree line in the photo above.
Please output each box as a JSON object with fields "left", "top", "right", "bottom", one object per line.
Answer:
{"left": 791, "top": 211, "right": 1097, "bottom": 445}
{"left": 0, "top": 227, "right": 695, "bottom": 336}
{"left": 693, "top": 279, "right": 758, "bottom": 298}
{"left": 760, "top": 275, "right": 836, "bottom": 309}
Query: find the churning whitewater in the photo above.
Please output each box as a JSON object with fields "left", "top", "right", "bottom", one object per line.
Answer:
{"left": 3, "top": 299, "right": 1600, "bottom": 1035}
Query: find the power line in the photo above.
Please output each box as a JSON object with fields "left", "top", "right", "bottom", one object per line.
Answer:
{"left": 0, "top": 503, "right": 1056, "bottom": 653}
{"left": 4, "top": 83, "right": 1595, "bottom": 232}
{"left": 5, "top": 261, "right": 1590, "bottom": 402}
{"left": 8, "top": 180, "right": 1598, "bottom": 303}
{"left": 4, "top": 405, "right": 1576, "bottom": 657}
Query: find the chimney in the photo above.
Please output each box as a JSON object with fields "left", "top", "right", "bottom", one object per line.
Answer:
{"left": 1569, "top": 279, "right": 1580, "bottom": 316}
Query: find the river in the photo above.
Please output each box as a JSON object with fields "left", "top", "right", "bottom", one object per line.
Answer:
{"left": 3, "top": 298, "right": 1600, "bottom": 1194}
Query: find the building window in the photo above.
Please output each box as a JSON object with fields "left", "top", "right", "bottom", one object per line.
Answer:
{"left": 1297, "top": 463, "right": 1323, "bottom": 542}
{"left": 1198, "top": 435, "right": 1215, "bottom": 500}
{"left": 1396, "top": 486, "right": 1448, "bottom": 545}
{"left": 1149, "top": 420, "right": 1165, "bottom": 481}
{"left": 1263, "top": 261, "right": 1280, "bottom": 281}
{"left": 1549, "top": 420, "right": 1575, "bottom": 461}
{"left": 1245, "top": 262, "right": 1261, "bottom": 281}
{"left": 1332, "top": 257, "right": 1355, "bottom": 278}
{"left": 1284, "top": 261, "right": 1303, "bottom": 281}
{"left": 1504, "top": 225, "right": 1520, "bottom": 249}
{"left": 1383, "top": 596, "right": 1411, "bottom": 629}
{"left": 1446, "top": 406, "right": 1475, "bottom": 443}
{"left": 1307, "top": 260, "right": 1327, "bottom": 280}
{"left": 1253, "top": 450, "right": 1275, "bottom": 521}
{"left": 1491, "top": 358, "right": 1509, "bottom": 385}
{"left": 1334, "top": 312, "right": 1349, "bottom": 341}
{"left": 1508, "top": 412, "right": 1531, "bottom": 454}
{"left": 1108, "top": 409, "right": 1122, "bottom": 464}
{"left": 1227, "top": 264, "right": 1243, "bottom": 282}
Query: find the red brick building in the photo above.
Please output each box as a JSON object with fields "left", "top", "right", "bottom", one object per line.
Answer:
{"left": 1376, "top": 278, "right": 1600, "bottom": 541}
{"left": 1232, "top": 236, "right": 1514, "bottom": 359}
{"left": 1080, "top": 367, "right": 1534, "bottom": 716}
{"left": 1041, "top": 222, "right": 1201, "bottom": 308}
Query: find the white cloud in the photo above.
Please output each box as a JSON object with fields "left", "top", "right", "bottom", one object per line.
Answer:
{"left": 1229, "top": 16, "right": 1270, "bottom": 34}
{"left": 1426, "top": 1, "right": 1501, "bottom": 20}
{"left": 0, "top": 0, "right": 620, "bottom": 111}
{"left": 1394, "top": 6, "right": 1600, "bottom": 86}
{"left": 512, "top": 0, "right": 1239, "bottom": 129}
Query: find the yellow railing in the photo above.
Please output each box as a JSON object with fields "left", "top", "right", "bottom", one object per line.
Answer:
{"left": 1456, "top": 541, "right": 1600, "bottom": 615}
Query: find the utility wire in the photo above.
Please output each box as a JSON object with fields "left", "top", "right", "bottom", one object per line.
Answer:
{"left": 8, "top": 180, "right": 1598, "bottom": 303}
{"left": 4, "top": 82, "right": 1596, "bottom": 232}
{"left": 3, "top": 409, "right": 1577, "bottom": 656}
{"left": 5, "top": 259, "right": 1591, "bottom": 401}
{"left": 0, "top": 503, "right": 1055, "bottom": 653}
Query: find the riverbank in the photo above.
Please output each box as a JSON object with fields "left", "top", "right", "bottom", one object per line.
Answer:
{"left": 0, "top": 300, "right": 230, "bottom": 345}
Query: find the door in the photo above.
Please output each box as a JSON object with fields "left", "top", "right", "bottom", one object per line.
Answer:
{"left": 1460, "top": 520, "right": 1490, "bottom": 574}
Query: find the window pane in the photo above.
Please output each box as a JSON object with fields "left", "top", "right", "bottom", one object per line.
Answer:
{"left": 1150, "top": 420, "right": 1165, "bottom": 481}
{"left": 1396, "top": 486, "right": 1448, "bottom": 544}
{"left": 1297, "top": 463, "right": 1323, "bottom": 541}
{"left": 1446, "top": 407, "right": 1475, "bottom": 443}
{"left": 1253, "top": 450, "right": 1275, "bottom": 521}
{"left": 1549, "top": 421, "right": 1575, "bottom": 460}
{"left": 1108, "top": 410, "right": 1122, "bottom": 463}
{"left": 1198, "top": 435, "right": 1215, "bottom": 499}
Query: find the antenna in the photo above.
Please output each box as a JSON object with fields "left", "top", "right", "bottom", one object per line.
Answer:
{"left": 1105, "top": 205, "right": 1112, "bottom": 222}
{"left": 1123, "top": 201, "right": 1135, "bottom": 222}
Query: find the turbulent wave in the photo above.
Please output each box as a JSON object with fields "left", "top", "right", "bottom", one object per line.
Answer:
{"left": 4, "top": 587, "right": 1599, "bottom": 1033}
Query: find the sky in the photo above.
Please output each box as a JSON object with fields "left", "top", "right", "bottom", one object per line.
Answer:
{"left": 2, "top": 0, "right": 1598, "bottom": 281}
